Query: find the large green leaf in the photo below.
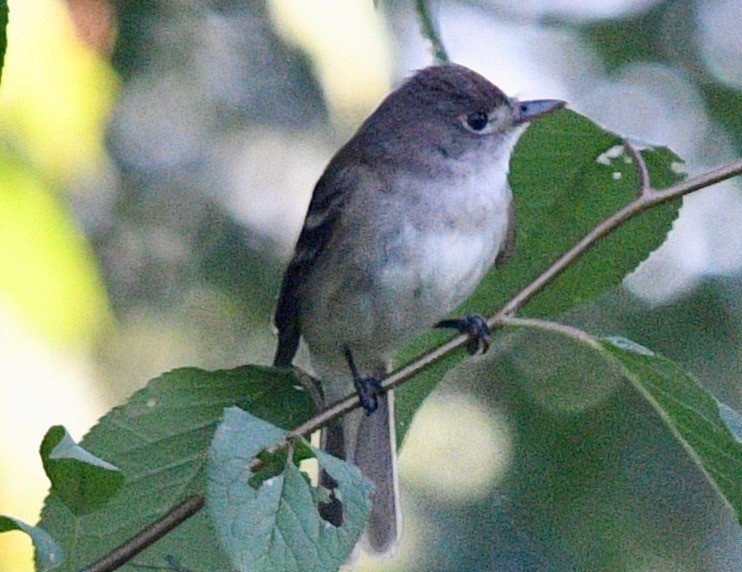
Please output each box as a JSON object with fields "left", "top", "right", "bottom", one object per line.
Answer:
{"left": 598, "top": 336, "right": 742, "bottom": 521}
{"left": 496, "top": 323, "right": 742, "bottom": 523}
{"left": 37, "top": 366, "right": 314, "bottom": 571}
{"left": 40, "top": 425, "right": 124, "bottom": 515}
{"left": 483, "top": 110, "right": 684, "bottom": 316}
{"left": 208, "top": 407, "right": 372, "bottom": 572}
{"left": 394, "top": 109, "right": 686, "bottom": 445}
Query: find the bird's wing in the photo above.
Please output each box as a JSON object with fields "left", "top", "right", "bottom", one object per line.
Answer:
{"left": 273, "top": 162, "right": 381, "bottom": 366}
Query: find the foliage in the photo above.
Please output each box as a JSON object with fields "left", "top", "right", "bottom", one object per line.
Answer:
{"left": 0, "top": 516, "right": 62, "bottom": 572}
{"left": 208, "top": 408, "right": 372, "bottom": 571}
{"left": 597, "top": 336, "right": 741, "bottom": 519}
{"left": 394, "top": 109, "right": 683, "bottom": 444}
{"left": 40, "top": 426, "right": 124, "bottom": 516}
{"left": 30, "top": 111, "right": 740, "bottom": 571}
{"left": 37, "top": 367, "right": 313, "bottom": 570}
{"left": 0, "top": 1, "right": 739, "bottom": 570}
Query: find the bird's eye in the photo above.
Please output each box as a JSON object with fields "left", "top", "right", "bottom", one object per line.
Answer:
{"left": 465, "top": 111, "right": 489, "bottom": 131}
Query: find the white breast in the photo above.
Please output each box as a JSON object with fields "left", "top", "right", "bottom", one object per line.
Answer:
{"left": 416, "top": 229, "right": 495, "bottom": 303}
{"left": 375, "top": 153, "right": 513, "bottom": 338}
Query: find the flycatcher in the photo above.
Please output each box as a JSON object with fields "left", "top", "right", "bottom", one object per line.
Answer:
{"left": 274, "top": 63, "right": 564, "bottom": 558}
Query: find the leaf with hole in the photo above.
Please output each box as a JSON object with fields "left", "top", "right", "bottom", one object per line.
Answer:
{"left": 207, "top": 407, "right": 373, "bottom": 572}
{"left": 37, "top": 365, "right": 315, "bottom": 571}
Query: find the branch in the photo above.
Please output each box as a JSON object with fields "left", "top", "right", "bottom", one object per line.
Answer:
{"left": 80, "top": 495, "right": 204, "bottom": 572}
{"left": 497, "top": 157, "right": 742, "bottom": 318}
{"left": 288, "top": 157, "right": 742, "bottom": 439}
{"left": 414, "top": 0, "right": 449, "bottom": 63}
{"left": 497, "top": 315, "right": 601, "bottom": 347}
{"left": 624, "top": 139, "right": 651, "bottom": 196}
{"left": 83, "top": 158, "right": 741, "bottom": 570}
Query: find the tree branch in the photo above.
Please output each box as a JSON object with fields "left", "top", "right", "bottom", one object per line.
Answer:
{"left": 497, "top": 315, "right": 601, "bottom": 347}
{"left": 82, "top": 159, "right": 741, "bottom": 570}
{"left": 624, "top": 139, "right": 651, "bottom": 196}
{"left": 497, "top": 158, "right": 742, "bottom": 318}
{"left": 414, "top": 0, "right": 449, "bottom": 63}
{"left": 80, "top": 495, "right": 204, "bottom": 572}
{"left": 289, "top": 158, "right": 742, "bottom": 439}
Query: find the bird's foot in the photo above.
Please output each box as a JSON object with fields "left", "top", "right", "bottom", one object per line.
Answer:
{"left": 343, "top": 345, "right": 384, "bottom": 415}
{"left": 436, "top": 314, "right": 491, "bottom": 355}
{"left": 353, "top": 375, "right": 384, "bottom": 415}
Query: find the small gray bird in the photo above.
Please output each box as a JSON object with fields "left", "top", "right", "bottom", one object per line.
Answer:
{"left": 273, "top": 63, "right": 564, "bottom": 558}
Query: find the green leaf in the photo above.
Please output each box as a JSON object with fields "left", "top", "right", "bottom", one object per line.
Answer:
{"left": 394, "top": 109, "right": 686, "bottom": 445}
{"left": 38, "top": 366, "right": 315, "bottom": 571}
{"left": 494, "top": 110, "right": 685, "bottom": 317}
{"left": 493, "top": 325, "right": 625, "bottom": 415}
{"left": 491, "top": 320, "right": 742, "bottom": 524}
{"left": 0, "top": 515, "right": 64, "bottom": 571}
{"left": 0, "top": 0, "right": 7, "bottom": 85}
{"left": 208, "top": 407, "right": 372, "bottom": 572}
{"left": 597, "top": 336, "right": 742, "bottom": 522}
{"left": 40, "top": 425, "right": 124, "bottom": 515}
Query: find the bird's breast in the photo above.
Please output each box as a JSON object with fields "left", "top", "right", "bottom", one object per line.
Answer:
{"left": 373, "top": 166, "right": 512, "bottom": 336}
{"left": 375, "top": 222, "right": 500, "bottom": 322}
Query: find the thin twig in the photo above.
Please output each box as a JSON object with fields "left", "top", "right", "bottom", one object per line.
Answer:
{"left": 80, "top": 495, "right": 205, "bottom": 572}
{"left": 649, "top": 160, "right": 740, "bottom": 200}
{"left": 497, "top": 159, "right": 741, "bottom": 318}
{"left": 414, "top": 0, "right": 449, "bottom": 63}
{"left": 288, "top": 159, "right": 742, "bottom": 439}
{"left": 497, "top": 315, "right": 600, "bottom": 347}
{"left": 623, "top": 139, "right": 652, "bottom": 196}
{"left": 82, "top": 158, "right": 741, "bottom": 570}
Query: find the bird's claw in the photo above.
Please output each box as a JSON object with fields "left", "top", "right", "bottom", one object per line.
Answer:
{"left": 343, "top": 345, "right": 385, "bottom": 415}
{"left": 436, "top": 314, "right": 491, "bottom": 356}
{"left": 354, "top": 375, "right": 384, "bottom": 415}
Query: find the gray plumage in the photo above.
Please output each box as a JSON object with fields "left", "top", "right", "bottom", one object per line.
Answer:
{"left": 273, "top": 63, "right": 564, "bottom": 559}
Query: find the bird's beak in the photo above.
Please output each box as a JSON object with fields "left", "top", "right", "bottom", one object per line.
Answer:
{"left": 515, "top": 99, "right": 566, "bottom": 123}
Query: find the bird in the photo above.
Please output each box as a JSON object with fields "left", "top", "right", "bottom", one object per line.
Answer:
{"left": 273, "top": 62, "right": 564, "bottom": 559}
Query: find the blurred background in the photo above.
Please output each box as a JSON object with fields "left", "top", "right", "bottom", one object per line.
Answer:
{"left": 0, "top": 0, "right": 739, "bottom": 570}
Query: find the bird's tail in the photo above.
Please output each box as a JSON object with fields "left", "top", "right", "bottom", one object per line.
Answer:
{"left": 352, "top": 390, "right": 401, "bottom": 555}
{"left": 318, "top": 368, "right": 401, "bottom": 558}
